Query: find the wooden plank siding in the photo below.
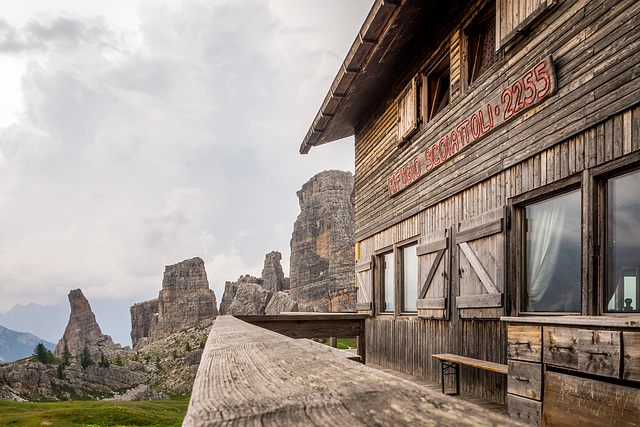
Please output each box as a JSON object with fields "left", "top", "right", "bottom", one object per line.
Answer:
{"left": 354, "top": 0, "right": 640, "bottom": 242}
{"left": 352, "top": 0, "right": 640, "bottom": 409}
{"left": 358, "top": 103, "right": 640, "bottom": 403}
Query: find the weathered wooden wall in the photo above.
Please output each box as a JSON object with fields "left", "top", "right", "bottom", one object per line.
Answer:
{"left": 354, "top": 0, "right": 640, "bottom": 241}
{"left": 354, "top": 0, "right": 640, "bottom": 404}
{"left": 366, "top": 317, "right": 507, "bottom": 403}
{"left": 360, "top": 103, "right": 640, "bottom": 403}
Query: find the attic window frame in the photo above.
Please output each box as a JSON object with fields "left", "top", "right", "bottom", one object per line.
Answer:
{"left": 421, "top": 52, "right": 451, "bottom": 123}
{"left": 465, "top": 2, "right": 498, "bottom": 87}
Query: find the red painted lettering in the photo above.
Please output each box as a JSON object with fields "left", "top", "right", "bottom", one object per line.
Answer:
{"left": 479, "top": 107, "right": 492, "bottom": 134}
{"left": 424, "top": 149, "right": 434, "bottom": 172}
{"left": 534, "top": 61, "right": 550, "bottom": 98}
{"left": 457, "top": 120, "right": 471, "bottom": 147}
{"left": 386, "top": 57, "right": 555, "bottom": 197}
{"left": 470, "top": 113, "right": 482, "bottom": 140}
{"left": 432, "top": 144, "right": 441, "bottom": 166}
{"left": 387, "top": 176, "right": 396, "bottom": 196}
{"left": 449, "top": 130, "right": 459, "bottom": 154}
{"left": 523, "top": 71, "right": 536, "bottom": 105}
{"left": 439, "top": 137, "right": 448, "bottom": 163}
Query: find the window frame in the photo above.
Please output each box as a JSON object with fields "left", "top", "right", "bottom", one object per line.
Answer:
{"left": 510, "top": 175, "right": 583, "bottom": 316}
{"left": 463, "top": 1, "right": 498, "bottom": 90}
{"left": 420, "top": 51, "right": 451, "bottom": 124}
{"left": 375, "top": 247, "right": 395, "bottom": 315}
{"left": 593, "top": 153, "right": 640, "bottom": 316}
{"left": 399, "top": 240, "right": 420, "bottom": 315}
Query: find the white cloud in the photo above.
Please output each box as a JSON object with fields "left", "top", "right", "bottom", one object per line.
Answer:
{"left": 0, "top": 0, "right": 370, "bottom": 336}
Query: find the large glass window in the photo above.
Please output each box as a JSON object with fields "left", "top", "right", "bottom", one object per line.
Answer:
{"left": 403, "top": 245, "right": 418, "bottom": 312}
{"left": 382, "top": 252, "right": 394, "bottom": 312}
{"left": 522, "top": 190, "right": 581, "bottom": 312}
{"left": 606, "top": 170, "right": 640, "bottom": 313}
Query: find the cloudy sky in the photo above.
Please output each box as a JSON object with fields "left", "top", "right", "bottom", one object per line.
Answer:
{"left": 0, "top": 0, "right": 371, "bottom": 345}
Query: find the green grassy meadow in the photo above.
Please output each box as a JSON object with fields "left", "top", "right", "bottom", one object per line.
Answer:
{"left": 0, "top": 398, "right": 190, "bottom": 426}
{"left": 317, "top": 338, "right": 357, "bottom": 350}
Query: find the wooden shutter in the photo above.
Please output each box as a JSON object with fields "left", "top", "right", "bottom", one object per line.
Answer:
{"left": 496, "top": 0, "right": 556, "bottom": 50}
{"left": 355, "top": 256, "right": 374, "bottom": 314}
{"left": 456, "top": 207, "right": 506, "bottom": 319}
{"left": 416, "top": 229, "right": 451, "bottom": 319}
{"left": 397, "top": 78, "right": 419, "bottom": 143}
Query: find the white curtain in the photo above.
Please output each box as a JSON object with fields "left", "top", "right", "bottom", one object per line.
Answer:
{"left": 526, "top": 198, "right": 565, "bottom": 309}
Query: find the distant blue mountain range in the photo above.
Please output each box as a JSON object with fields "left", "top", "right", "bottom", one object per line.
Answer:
{"left": 0, "top": 325, "right": 56, "bottom": 363}
{"left": 0, "top": 299, "right": 135, "bottom": 348}
{"left": 0, "top": 302, "right": 69, "bottom": 343}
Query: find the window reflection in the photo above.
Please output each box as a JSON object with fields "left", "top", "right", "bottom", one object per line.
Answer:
{"left": 523, "top": 190, "right": 581, "bottom": 312}
{"left": 403, "top": 245, "right": 418, "bottom": 312}
{"left": 383, "top": 252, "right": 394, "bottom": 312}
{"left": 607, "top": 170, "right": 640, "bottom": 313}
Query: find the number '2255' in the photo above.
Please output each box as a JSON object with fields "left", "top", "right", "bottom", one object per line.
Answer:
{"left": 500, "top": 61, "right": 551, "bottom": 121}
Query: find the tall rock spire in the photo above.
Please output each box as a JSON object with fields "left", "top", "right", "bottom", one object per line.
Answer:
{"left": 54, "top": 289, "right": 120, "bottom": 358}
{"left": 289, "top": 170, "right": 356, "bottom": 312}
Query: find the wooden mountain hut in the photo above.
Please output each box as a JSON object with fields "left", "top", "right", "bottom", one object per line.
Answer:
{"left": 300, "top": 0, "right": 640, "bottom": 425}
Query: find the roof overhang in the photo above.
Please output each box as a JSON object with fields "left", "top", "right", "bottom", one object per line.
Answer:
{"left": 299, "top": 0, "right": 464, "bottom": 154}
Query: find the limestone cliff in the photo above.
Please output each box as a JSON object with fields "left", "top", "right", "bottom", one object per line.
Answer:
{"left": 261, "top": 251, "right": 288, "bottom": 292}
{"left": 227, "top": 283, "right": 273, "bottom": 315}
{"left": 130, "top": 257, "right": 217, "bottom": 349}
{"left": 289, "top": 170, "right": 356, "bottom": 312}
{"left": 218, "top": 275, "right": 262, "bottom": 315}
{"left": 219, "top": 251, "right": 298, "bottom": 315}
{"left": 264, "top": 291, "right": 298, "bottom": 314}
{"left": 53, "top": 289, "right": 122, "bottom": 359}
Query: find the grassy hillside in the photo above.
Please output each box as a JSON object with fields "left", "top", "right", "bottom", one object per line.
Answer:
{"left": 0, "top": 397, "right": 189, "bottom": 426}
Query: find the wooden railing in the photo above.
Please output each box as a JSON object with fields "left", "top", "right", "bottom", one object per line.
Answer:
{"left": 236, "top": 312, "right": 367, "bottom": 362}
{"left": 183, "top": 315, "right": 519, "bottom": 426}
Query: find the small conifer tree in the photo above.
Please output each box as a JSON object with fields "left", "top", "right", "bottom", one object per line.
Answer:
{"left": 62, "top": 344, "right": 71, "bottom": 367}
{"left": 98, "top": 352, "right": 110, "bottom": 368}
{"left": 80, "top": 345, "right": 93, "bottom": 369}
{"left": 56, "top": 364, "right": 64, "bottom": 380}
{"left": 33, "top": 343, "right": 52, "bottom": 364}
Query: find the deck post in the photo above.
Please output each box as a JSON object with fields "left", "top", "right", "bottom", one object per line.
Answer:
{"left": 357, "top": 330, "right": 366, "bottom": 363}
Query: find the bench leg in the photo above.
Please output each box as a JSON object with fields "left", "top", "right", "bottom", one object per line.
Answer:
{"left": 439, "top": 360, "right": 460, "bottom": 396}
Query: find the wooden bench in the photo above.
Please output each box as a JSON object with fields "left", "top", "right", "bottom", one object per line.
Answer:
{"left": 432, "top": 353, "right": 508, "bottom": 395}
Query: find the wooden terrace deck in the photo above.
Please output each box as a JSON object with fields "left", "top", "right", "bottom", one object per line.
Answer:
{"left": 184, "top": 315, "right": 519, "bottom": 426}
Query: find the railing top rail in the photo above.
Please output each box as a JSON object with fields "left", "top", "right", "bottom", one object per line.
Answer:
{"left": 184, "top": 315, "right": 518, "bottom": 426}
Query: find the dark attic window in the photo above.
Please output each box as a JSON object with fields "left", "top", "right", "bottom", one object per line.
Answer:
{"left": 466, "top": 3, "right": 497, "bottom": 86}
{"left": 422, "top": 53, "right": 450, "bottom": 122}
